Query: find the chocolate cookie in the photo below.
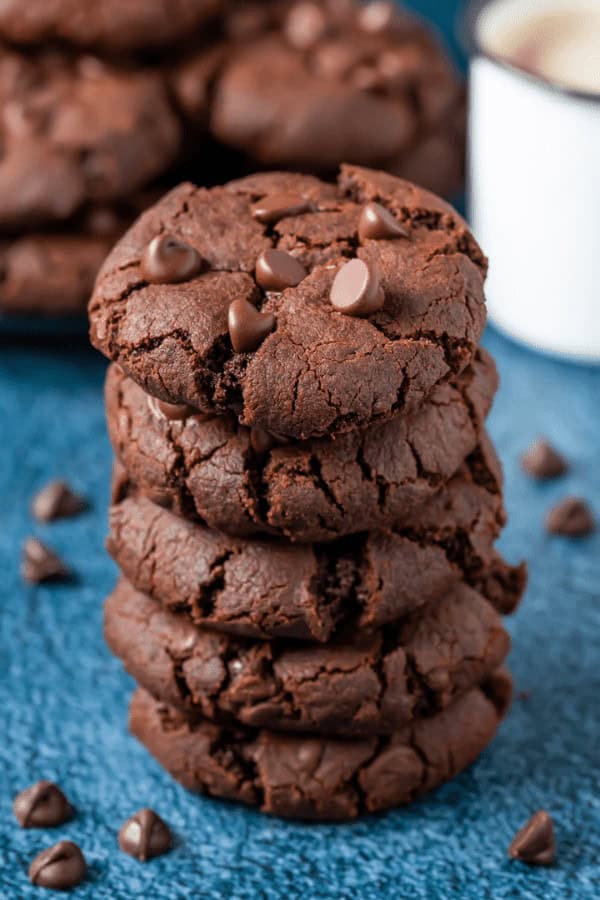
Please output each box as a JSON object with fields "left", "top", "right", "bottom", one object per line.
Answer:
{"left": 105, "top": 348, "right": 497, "bottom": 541}
{"left": 0, "top": 0, "right": 222, "bottom": 53}
{"left": 176, "top": 0, "right": 465, "bottom": 198}
{"left": 0, "top": 50, "right": 180, "bottom": 230}
{"left": 108, "top": 446, "right": 525, "bottom": 643}
{"left": 129, "top": 675, "right": 511, "bottom": 820}
{"left": 0, "top": 233, "right": 112, "bottom": 315}
{"left": 89, "top": 165, "right": 486, "bottom": 440}
{"left": 105, "top": 577, "right": 510, "bottom": 737}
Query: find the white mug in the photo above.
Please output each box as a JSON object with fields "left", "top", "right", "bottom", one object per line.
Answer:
{"left": 466, "top": 0, "right": 600, "bottom": 362}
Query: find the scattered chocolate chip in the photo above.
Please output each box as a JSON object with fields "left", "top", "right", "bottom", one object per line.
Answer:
{"left": 29, "top": 841, "right": 87, "bottom": 890}
{"left": 358, "top": 202, "right": 409, "bottom": 243}
{"left": 521, "top": 438, "right": 568, "bottom": 479}
{"left": 14, "top": 781, "right": 73, "bottom": 829}
{"left": 330, "top": 258, "right": 385, "bottom": 316}
{"left": 249, "top": 425, "right": 289, "bottom": 455}
{"left": 22, "top": 538, "right": 69, "bottom": 584}
{"left": 284, "top": 2, "right": 328, "bottom": 50}
{"left": 508, "top": 811, "right": 556, "bottom": 866}
{"left": 118, "top": 808, "right": 172, "bottom": 862}
{"left": 357, "top": 1, "right": 398, "bottom": 34}
{"left": 255, "top": 249, "right": 307, "bottom": 292}
{"left": 546, "top": 497, "right": 596, "bottom": 537}
{"left": 32, "top": 481, "right": 87, "bottom": 523}
{"left": 141, "top": 234, "right": 203, "bottom": 285}
{"left": 228, "top": 298, "right": 276, "bottom": 353}
{"left": 251, "top": 193, "right": 312, "bottom": 225}
{"left": 147, "top": 396, "right": 195, "bottom": 422}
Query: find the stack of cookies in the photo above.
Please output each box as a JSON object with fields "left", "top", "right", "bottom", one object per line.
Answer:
{"left": 90, "top": 164, "right": 526, "bottom": 821}
{"left": 0, "top": 0, "right": 463, "bottom": 319}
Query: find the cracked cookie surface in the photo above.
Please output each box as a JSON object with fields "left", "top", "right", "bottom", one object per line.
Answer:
{"left": 105, "top": 348, "right": 497, "bottom": 541}
{"left": 130, "top": 675, "right": 510, "bottom": 820}
{"left": 90, "top": 165, "right": 487, "bottom": 440}
{"left": 106, "top": 577, "right": 510, "bottom": 737}
{"left": 108, "top": 439, "right": 526, "bottom": 643}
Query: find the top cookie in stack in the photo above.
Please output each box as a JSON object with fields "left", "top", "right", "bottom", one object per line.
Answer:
{"left": 91, "top": 164, "right": 526, "bottom": 820}
{"left": 90, "top": 166, "right": 485, "bottom": 442}
{"left": 0, "top": 0, "right": 464, "bottom": 319}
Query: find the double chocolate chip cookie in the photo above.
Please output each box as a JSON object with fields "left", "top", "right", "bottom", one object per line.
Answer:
{"left": 105, "top": 348, "right": 498, "bottom": 541}
{"left": 175, "top": 0, "right": 465, "bottom": 198}
{"left": 90, "top": 165, "right": 486, "bottom": 440}
{"left": 106, "top": 578, "right": 510, "bottom": 738}
{"left": 0, "top": 50, "right": 180, "bottom": 231}
{"left": 108, "top": 438, "right": 524, "bottom": 643}
{"left": 130, "top": 674, "right": 511, "bottom": 820}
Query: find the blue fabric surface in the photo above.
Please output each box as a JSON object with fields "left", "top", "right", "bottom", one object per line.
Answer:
{"left": 0, "top": 328, "right": 599, "bottom": 899}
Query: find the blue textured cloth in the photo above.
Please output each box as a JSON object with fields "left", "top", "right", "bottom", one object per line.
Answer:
{"left": 1, "top": 327, "right": 599, "bottom": 900}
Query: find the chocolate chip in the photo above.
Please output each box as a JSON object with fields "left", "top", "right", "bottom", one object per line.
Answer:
{"left": 228, "top": 299, "right": 275, "bottom": 352}
{"left": 147, "top": 396, "right": 195, "bottom": 422}
{"left": 508, "top": 811, "right": 556, "bottom": 866}
{"left": 141, "top": 234, "right": 203, "bottom": 285}
{"left": 29, "top": 841, "right": 87, "bottom": 890}
{"left": 358, "top": 202, "right": 409, "bottom": 243}
{"left": 251, "top": 193, "right": 312, "bottom": 225}
{"left": 250, "top": 425, "right": 289, "bottom": 455}
{"left": 22, "top": 538, "right": 69, "bottom": 584}
{"left": 357, "top": 1, "right": 399, "bottom": 34}
{"left": 118, "top": 808, "right": 172, "bottom": 862}
{"left": 521, "top": 438, "right": 568, "bottom": 479}
{"left": 330, "top": 258, "right": 385, "bottom": 316}
{"left": 255, "top": 249, "right": 307, "bottom": 292}
{"left": 14, "top": 781, "right": 73, "bottom": 828}
{"left": 32, "top": 481, "right": 87, "bottom": 523}
{"left": 546, "top": 497, "right": 596, "bottom": 537}
{"left": 284, "top": 2, "right": 328, "bottom": 50}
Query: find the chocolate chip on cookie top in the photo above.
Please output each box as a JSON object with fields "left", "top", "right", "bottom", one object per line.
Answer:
{"left": 255, "top": 249, "right": 307, "bottom": 291}
{"left": 251, "top": 193, "right": 314, "bottom": 224}
{"left": 141, "top": 236, "right": 203, "bottom": 285}
{"left": 330, "top": 258, "right": 384, "bottom": 316}
{"left": 358, "top": 202, "right": 409, "bottom": 242}
{"left": 90, "top": 165, "right": 486, "bottom": 440}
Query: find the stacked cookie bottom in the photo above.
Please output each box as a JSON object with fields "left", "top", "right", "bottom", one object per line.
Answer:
{"left": 103, "top": 353, "right": 525, "bottom": 820}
